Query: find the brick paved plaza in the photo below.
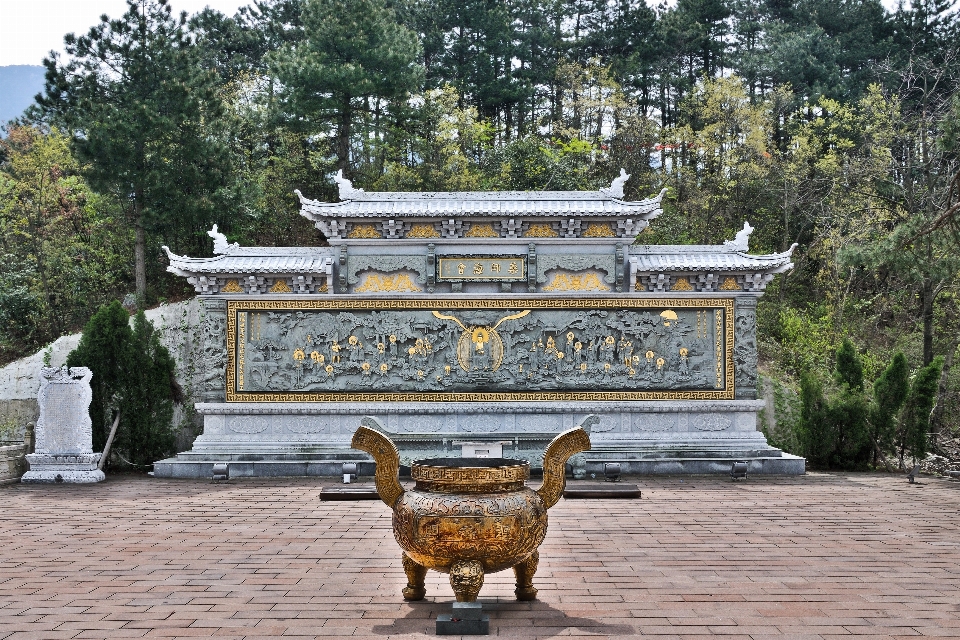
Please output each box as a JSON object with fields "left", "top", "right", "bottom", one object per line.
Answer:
{"left": 2, "top": 473, "right": 959, "bottom": 639}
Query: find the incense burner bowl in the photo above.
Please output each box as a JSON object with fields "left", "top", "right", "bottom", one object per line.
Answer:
{"left": 352, "top": 416, "right": 595, "bottom": 602}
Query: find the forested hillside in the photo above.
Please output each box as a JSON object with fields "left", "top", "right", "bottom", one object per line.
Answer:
{"left": 2, "top": 0, "right": 959, "bottom": 467}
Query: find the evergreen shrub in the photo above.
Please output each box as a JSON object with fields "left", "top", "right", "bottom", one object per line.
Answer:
{"left": 67, "top": 301, "right": 178, "bottom": 469}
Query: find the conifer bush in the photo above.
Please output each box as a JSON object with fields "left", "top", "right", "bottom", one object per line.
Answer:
{"left": 800, "top": 340, "right": 943, "bottom": 470}
{"left": 898, "top": 357, "right": 944, "bottom": 465}
{"left": 869, "top": 352, "right": 910, "bottom": 463}
{"left": 66, "top": 301, "right": 178, "bottom": 469}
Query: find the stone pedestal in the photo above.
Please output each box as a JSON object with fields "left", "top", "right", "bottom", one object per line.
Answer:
{"left": 22, "top": 367, "right": 104, "bottom": 484}
{"left": 153, "top": 400, "right": 804, "bottom": 478}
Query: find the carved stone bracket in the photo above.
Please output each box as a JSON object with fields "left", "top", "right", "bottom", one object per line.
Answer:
{"left": 500, "top": 219, "right": 523, "bottom": 238}
{"left": 315, "top": 218, "right": 346, "bottom": 240}
{"left": 427, "top": 243, "right": 436, "bottom": 293}
{"left": 559, "top": 218, "right": 581, "bottom": 237}
{"left": 347, "top": 256, "right": 428, "bottom": 285}
{"left": 535, "top": 254, "right": 616, "bottom": 285}
{"left": 441, "top": 219, "right": 464, "bottom": 238}
{"left": 380, "top": 219, "right": 411, "bottom": 239}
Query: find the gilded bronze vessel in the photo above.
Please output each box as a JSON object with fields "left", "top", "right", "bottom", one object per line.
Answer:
{"left": 351, "top": 416, "right": 595, "bottom": 602}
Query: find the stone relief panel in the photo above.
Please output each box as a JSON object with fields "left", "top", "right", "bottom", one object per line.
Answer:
{"left": 224, "top": 298, "right": 735, "bottom": 401}
{"left": 536, "top": 255, "right": 616, "bottom": 284}
{"left": 347, "top": 256, "right": 427, "bottom": 285}
{"left": 733, "top": 300, "right": 758, "bottom": 398}
{"left": 200, "top": 298, "right": 227, "bottom": 401}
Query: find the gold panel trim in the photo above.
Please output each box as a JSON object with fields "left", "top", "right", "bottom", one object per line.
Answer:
{"left": 542, "top": 273, "right": 610, "bottom": 292}
{"left": 225, "top": 297, "right": 735, "bottom": 402}
{"left": 222, "top": 279, "right": 243, "bottom": 293}
{"left": 583, "top": 223, "right": 615, "bottom": 237}
{"left": 720, "top": 276, "right": 741, "bottom": 291}
{"left": 406, "top": 223, "right": 441, "bottom": 238}
{"left": 523, "top": 223, "right": 559, "bottom": 238}
{"left": 671, "top": 277, "right": 694, "bottom": 291}
{"left": 348, "top": 224, "right": 382, "bottom": 239}
{"left": 269, "top": 279, "right": 292, "bottom": 293}
{"left": 354, "top": 273, "right": 422, "bottom": 293}
{"left": 465, "top": 223, "right": 498, "bottom": 238}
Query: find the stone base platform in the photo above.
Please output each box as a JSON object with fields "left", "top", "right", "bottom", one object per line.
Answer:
{"left": 153, "top": 400, "right": 805, "bottom": 478}
{"left": 21, "top": 452, "right": 104, "bottom": 483}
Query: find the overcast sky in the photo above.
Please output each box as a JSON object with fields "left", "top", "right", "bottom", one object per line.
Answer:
{"left": 0, "top": 1, "right": 250, "bottom": 67}
{"left": 0, "top": 0, "right": 908, "bottom": 68}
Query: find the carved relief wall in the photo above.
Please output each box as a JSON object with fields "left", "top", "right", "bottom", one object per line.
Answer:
{"left": 225, "top": 297, "right": 735, "bottom": 402}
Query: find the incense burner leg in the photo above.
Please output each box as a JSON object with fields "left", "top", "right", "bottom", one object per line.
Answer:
{"left": 513, "top": 550, "right": 539, "bottom": 601}
{"left": 401, "top": 552, "right": 427, "bottom": 601}
{"left": 449, "top": 560, "right": 484, "bottom": 602}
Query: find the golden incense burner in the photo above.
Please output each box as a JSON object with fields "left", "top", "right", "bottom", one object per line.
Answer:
{"left": 351, "top": 416, "right": 595, "bottom": 602}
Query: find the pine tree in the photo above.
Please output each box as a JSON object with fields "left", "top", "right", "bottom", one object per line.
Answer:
{"left": 38, "top": 0, "right": 232, "bottom": 302}
{"left": 270, "top": 0, "right": 423, "bottom": 170}
{"left": 800, "top": 370, "right": 832, "bottom": 467}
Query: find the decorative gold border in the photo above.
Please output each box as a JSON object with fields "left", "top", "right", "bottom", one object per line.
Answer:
{"left": 225, "top": 297, "right": 736, "bottom": 402}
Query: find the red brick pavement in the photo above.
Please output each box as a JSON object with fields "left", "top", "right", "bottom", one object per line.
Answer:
{"left": 1, "top": 472, "right": 959, "bottom": 639}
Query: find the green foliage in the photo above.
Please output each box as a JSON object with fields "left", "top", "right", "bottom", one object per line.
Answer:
{"left": 898, "top": 356, "right": 944, "bottom": 463}
{"left": 270, "top": 0, "right": 423, "bottom": 169}
{"left": 835, "top": 338, "right": 864, "bottom": 392}
{"left": 66, "top": 301, "right": 133, "bottom": 452}
{"left": 869, "top": 352, "right": 910, "bottom": 455}
{"left": 0, "top": 126, "right": 131, "bottom": 361}
{"left": 799, "top": 371, "right": 832, "bottom": 467}
{"left": 120, "top": 312, "right": 177, "bottom": 468}
{"left": 66, "top": 302, "right": 177, "bottom": 469}
{"left": 799, "top": 338, "right": 873, "bottom": 470}
{"left": 38, "top": 0, "right": 233, "bottom": 299}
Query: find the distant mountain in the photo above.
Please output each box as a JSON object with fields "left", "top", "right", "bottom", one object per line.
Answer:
{"left": 0, "top": 65, "right": 46, "bottom": 126}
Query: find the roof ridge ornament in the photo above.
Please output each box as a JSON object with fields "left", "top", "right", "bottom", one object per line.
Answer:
{"left": 208, "top": 224, "right": 240, "bottom": 255}
{"left": 724, "top": 221, "right": 754, "bottom": 252}
{"left": 600, "top": 168, "right": 630, "bottom": 199}
{"left": 333, "top": 169, "right": 364, "bottom": 200}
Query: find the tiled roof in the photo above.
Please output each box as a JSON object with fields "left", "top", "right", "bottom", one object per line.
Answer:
{"left": 631, "top": 245, "right": 796, "bottom": 273}
{"left": 163, "top": 246, "right": 334, "bottom": 275}
{"left": 296, "top": 188, "right": 666, "bottom": 218}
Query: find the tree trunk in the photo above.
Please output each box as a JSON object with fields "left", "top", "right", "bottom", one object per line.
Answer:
{"left": 134, "top": 201, "right": 146, "bottom": 304}
{"left": 921, "top": 277, "right": 935, "bottom": 366}
{"left": 929, "top": 334, "right": 959, "bottom": 440}
{"left": 98, "top": 411, "right": 121, "bottom": 472}
{"left": 337, "top": 97, "right": 351, "bottom": 171}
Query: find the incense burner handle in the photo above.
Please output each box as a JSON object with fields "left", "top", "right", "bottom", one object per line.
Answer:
{"left": 536, "top": 415, "right": 597, "bottom": 509}
{"left": 352, "top": 417, "right": 405, "bottom": 508}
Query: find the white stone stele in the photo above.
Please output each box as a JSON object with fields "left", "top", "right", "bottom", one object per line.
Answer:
{"left": 22, "top": 367, "right": 104, "bottom": 484}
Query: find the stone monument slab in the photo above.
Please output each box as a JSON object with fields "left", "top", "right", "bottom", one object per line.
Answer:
{"left": 22, "top": 367, "right": 104, "bottom": 483}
